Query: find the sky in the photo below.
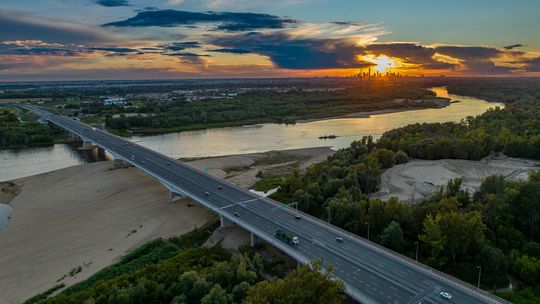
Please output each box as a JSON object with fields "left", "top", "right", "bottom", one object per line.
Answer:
{"left": 1, "top": 0, "right": 539, "bottom": 81}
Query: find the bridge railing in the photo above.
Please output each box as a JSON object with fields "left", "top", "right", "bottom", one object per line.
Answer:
{"left": 41, "top": 111, "right": 509, "bottom": 304}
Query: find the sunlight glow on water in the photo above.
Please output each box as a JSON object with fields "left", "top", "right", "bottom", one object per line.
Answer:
{"left": 0, "top": 87, "right": 503, "bottom": 181}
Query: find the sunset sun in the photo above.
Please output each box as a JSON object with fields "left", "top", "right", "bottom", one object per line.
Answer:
{"left": 361, "top": 54, "right": 397, "bottom": 73}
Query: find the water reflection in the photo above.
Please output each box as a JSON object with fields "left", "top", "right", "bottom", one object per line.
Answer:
{"left": 132, "top": 87, "right": 503, "bottom": 159}
{"left": 0, "top": 87, "right": 503, "bottom": 181}
{"left": 0, "top": 142, "right": 107, "bottom": 181}
{"left": 0, "top": 203, "right": 13, "bottom": 231}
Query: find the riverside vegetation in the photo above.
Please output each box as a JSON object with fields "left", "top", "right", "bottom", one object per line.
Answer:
{"left": 0, "top": 107, "right": 63, "bottom": 148}
{"left": 269, "top": 80, "right": 540, "bottom": 303}
{"left": 24, "top": 223, "right": 344, "bottom": 304}
{"left": 103, "top": 83, "right": 437, "bottom": 134}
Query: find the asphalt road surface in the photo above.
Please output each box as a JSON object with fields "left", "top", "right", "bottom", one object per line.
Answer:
{"left": 26, "top": 106, "right": 508, "bottom": 304}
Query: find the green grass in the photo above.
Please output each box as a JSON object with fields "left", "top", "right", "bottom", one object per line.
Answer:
{"left": 253, "top": 175, "right": 286, "bottom": 192}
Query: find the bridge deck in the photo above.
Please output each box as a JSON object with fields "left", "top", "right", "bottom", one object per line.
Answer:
{"left": 26, "top": 106, "right": 508, "bottom": 304}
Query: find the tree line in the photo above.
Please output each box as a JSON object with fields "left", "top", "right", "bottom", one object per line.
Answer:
{"left": 26, "top": 225, "right": 344, "bottom": 304}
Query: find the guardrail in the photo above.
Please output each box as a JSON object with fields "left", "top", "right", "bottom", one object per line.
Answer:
{"left": 38, "top": 109, "right": 509, "bottom": 304}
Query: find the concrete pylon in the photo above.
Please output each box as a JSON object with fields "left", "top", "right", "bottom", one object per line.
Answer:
{"left": 250, "top": 233, "right": 260, "bottom": 247}
{"left": 220, "top": 216, "right": 233, "bottom": 229}
{"left": 79, "top": 141, "right": 96, "bottom": 150}
{"left": 97, "top": 147, "right": 106, "bottom": 158}
{"left": 113, "top": 159, "right": 132, "bottom": 169}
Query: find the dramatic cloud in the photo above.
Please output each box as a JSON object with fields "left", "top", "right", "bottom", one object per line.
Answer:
{"left": 503, "top": 44, "right": 524, "bottom": 50}
{"left": 0, "top": 10, "right": 107, "bottom": 45}
{"left": 89, "top": 47, "right": 138, "bottom": 53}
{"left": 164, "top": 52, "right": 210, "bottom": 57}
{"left": 210, "top": 32, "right": 371, "bottom": 69}
{"left": 0, "top": 47, "right": 80, "bottom": 56}
{"left": 433, "top": 46, "right": 502, "bottom": 60}
{"left": 362, "top": 43, "right": 455, "bottom": 70}
{"left": 521, "top": 57, "right": 540, "bottom": 72}
{"left": 93, "top": 0, "right": 131, "bottom": 7}
{"left": 159, "top": 41, "right": 201, "bottom": 51}
{"left": 0, "top": 41, "right": 86, "bottom": 56}
{"left": 209, "top": 48, "right": 252, "bottom": 54}
{"left": 103, "top": 10, "right": 297, "bottom": 31}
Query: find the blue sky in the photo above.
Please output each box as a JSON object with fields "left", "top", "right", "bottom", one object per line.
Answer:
{"left": 1, "top": 0, "right": 539, "bottom": 80}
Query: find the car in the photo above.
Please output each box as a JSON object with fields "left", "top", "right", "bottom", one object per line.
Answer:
{"left": 218, "top": 186, "right": 223, "bottom": 190}
{"left": 234, "top": 212, "right": 239, "bottom": 217}
{"left": 166, "top": 162, "right": 171, "bottom": 166}
{"left": 294, "top": 215, "right": 301, "bottom": 220}
{"left": 205, "top": 191, "right": 210, "bottom": 196}
{"left": 336, "top": 237, "right": 344, "bottom": 242}
{"left": 92, "top": 127, "right": 96, "bottom": 131}
{"left": 439, "top": 292, "right": 452, "bottom": 300}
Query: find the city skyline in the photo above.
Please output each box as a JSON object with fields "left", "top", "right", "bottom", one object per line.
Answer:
{"left": 1, "top": 0, "right": 539, "bottom": 81}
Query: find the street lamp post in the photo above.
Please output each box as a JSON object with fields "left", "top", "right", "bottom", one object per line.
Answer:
{"left": 477, "top": 265, "right": 482, "bottom": 289}
{"left": 327, "top": 207, "right": 331, "bottom": 224}
{"left": 365, "top": 222, "right": 370, "bottom": 240}
{"left": 415, "top": 241, "right": 419, "bottom": 261}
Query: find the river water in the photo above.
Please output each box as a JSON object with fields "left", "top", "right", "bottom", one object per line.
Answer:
{"left": 0, "top": 87, "right": 503, "bottom": 182}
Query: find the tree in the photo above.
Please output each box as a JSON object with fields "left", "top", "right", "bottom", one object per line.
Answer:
{"left": 438, "top": 211, "right": 486, "bottom": 262}
{"left": 476, "top": 245, "right": 508, "bottom": 286}
{"left": 380, "top": 221, "right": 405, "bottom": 251}
{"left": 244, "top": 261, "right": 344, "bottom": 304}
{"left": 373, "top": 148, "right": 396, "bottom": 169}
{"left": 201, "top": 284, "right": 232, "bottom": 304}
{"left": 513, "top": 179, "right": 540, "bottom": 241}
{"left": 394, "top": 150, "right": 409, "bottom": 164}
{"left": 419, "top": 214, "right": 446, "bottom": 266}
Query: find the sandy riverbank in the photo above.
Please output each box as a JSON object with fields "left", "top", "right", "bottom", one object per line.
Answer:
{"left": 372, "top": 154, "right": 539, "bottom": 203}
{"left": 0, "top": 146, "right": 333, "bottom": 304}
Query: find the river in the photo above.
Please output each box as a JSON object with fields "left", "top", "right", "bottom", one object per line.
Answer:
{"left": 0, "top": 87, "right": 503, "bottom": 182}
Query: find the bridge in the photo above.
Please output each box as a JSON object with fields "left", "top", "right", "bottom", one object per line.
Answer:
{"left": 22, "top": 105, "right": 509, "bottom": 304}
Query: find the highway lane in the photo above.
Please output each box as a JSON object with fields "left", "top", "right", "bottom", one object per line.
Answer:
{"left": 25, "top": 107, "right": 508, "bottom": 304}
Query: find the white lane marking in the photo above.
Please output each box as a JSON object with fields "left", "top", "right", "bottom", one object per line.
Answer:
{"left": 220, "top": 198, "right": 259, "bottom": 209}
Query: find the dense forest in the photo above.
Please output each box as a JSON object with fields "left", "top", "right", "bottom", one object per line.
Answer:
{"left": 104, "top": 83, "right": 437, "bottom": 134}
{"left": 270, "top": 79, "right": 540, "bottom": 303}
{"left": 25, "top": 224, "right": 344, "bottom": 304}
{"left": 377, "top": 80, "right": 540, "bottom": 160}
{"left": 0, "top": 108, "right": 62, "bottom": 148}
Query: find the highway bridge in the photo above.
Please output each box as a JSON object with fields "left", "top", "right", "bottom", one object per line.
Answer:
{"left": 23, "top": 105, "right": 509, "bottom": 304}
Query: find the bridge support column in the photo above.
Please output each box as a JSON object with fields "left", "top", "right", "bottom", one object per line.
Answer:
{"left": 97, "top": 147, "right": 105, "bottom": 158}
{"left": 250, "top": 233, "right": 260, "bottom": 247}
{"left": 113, "top": 159, "right": 132, "bottom": 169}
{"left": 220, "top": 216, "right": 233, "bottom": 229}
{"left": 79, "top": 141, "right": 96, "bottom": 150}
{"left": 168, "top": 192, "right": 185, "bottom": 203}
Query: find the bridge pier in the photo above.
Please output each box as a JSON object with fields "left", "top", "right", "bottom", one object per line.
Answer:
{"left": 79, "top": 141, "right": 96, "bottom": 150}
{"left": 168, "top": 191, "right": 185, "bottom": 203}
{"left": 250, "top": 233, "right": 260, "bottom": 247}
{"left": 113, "top": 159, "right": 132, "bottom": 169}
{"left": 97, "top": 147, "right": 105, "bottom": 158}
{"left": 220, "top": 216, "right": 234, "bottom": 229}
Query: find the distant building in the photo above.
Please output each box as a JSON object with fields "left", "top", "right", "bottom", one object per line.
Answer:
{"left": 103, "top": 97, "right": 127, "bottom": 106}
